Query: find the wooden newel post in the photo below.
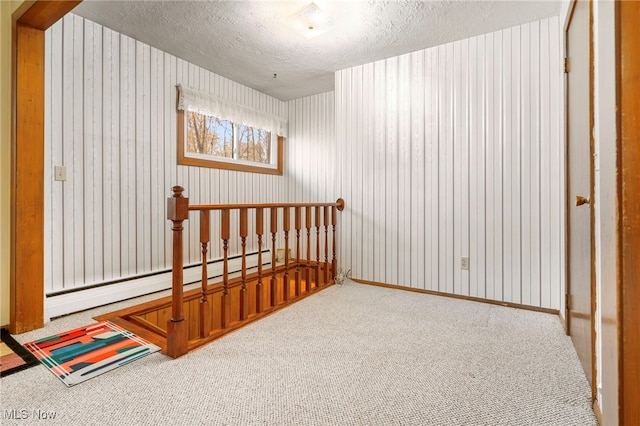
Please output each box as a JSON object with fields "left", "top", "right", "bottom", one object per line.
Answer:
{"left": 166, "top": 186, "right": 189, "bottom": 358}
{"left": 333, "top": 198, "right": 345, "bottom": 282}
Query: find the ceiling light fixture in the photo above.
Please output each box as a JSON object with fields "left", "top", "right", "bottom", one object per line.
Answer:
{"left": 286, "top": 2, "right": 334, "bottom": 39}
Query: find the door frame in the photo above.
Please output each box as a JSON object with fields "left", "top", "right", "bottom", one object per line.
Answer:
{"left": 563, "top": 0, "right": 597, "bottom": 402}
{"left": 10, "top": 0, "right": 81, "bottom": 334}
{"left": 616, "top": 1, "right": 640, "bottom": 422}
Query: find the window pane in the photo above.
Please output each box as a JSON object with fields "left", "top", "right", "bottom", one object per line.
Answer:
{"left": 237, "top": 124, "right": 271, "bottom": 164}
{"left": 186, "top": 111, "right": 233, "bottom": 158}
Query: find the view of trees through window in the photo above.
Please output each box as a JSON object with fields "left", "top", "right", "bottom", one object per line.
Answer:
{"left": 186, "top": 111, "right": 271, "bottom": 164}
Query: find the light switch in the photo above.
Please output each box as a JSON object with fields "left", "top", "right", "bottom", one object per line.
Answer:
{"left": 54, "top": 165, "right": 67, "bottom": 181}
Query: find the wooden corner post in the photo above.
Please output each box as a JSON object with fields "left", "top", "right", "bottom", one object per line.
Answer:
{"left": 334, "top": 198, "right": 345, "bottom": 281}
{"left": 166, "top": 186, "right": 189, "bottom": 358}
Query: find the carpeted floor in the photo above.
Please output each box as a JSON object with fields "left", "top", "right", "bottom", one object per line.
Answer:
{"left": 0, "top": 280, "right": 596, "bottom": 425}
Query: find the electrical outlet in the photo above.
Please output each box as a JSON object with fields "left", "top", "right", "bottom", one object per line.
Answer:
{"left": 461, "top": 257, "right": 470, "bottom": 270}
{"left": 54, "top": 165, "right": 67, "bottom": 181}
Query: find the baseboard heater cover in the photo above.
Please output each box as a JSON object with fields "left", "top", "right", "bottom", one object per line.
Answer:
{"left": 45, "top": 250, "right": 271, "bottom": 321}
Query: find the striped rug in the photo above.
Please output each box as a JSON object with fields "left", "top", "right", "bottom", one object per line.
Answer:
{"left": 23, "top": 321, "right": 160, "bottom": 387}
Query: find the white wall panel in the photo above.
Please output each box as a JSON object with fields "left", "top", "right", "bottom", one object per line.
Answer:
{"left": 286, "top": 92, "right": 336, "bottom": 267}
{"left": 335, "top": 17, "right": 562, "bottom": 309}
{"left": 44, "top": 15, "right": 335, "bottom": 298}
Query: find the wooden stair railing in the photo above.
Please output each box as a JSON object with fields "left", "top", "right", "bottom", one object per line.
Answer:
{"left": 166, "top": 186, "right": 345, "bottom": 358}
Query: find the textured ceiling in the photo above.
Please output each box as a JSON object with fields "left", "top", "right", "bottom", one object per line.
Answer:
{"left": 72, "top": 0, "right": 561, "bottom": 101}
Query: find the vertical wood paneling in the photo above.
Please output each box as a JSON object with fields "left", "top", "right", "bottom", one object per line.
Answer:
{"left": 452, "top": 41, "right": 462, "bottom": 295}
{"left": 502, "top": 28, "right": 514, "bottom": 303}
{"left": 492, "top": 30, "right": 504, "bottom": 302}
{"left": 46, "top": 21, "right": 64, "bottom": 294}
{"left": 459, "top": 38, "right": 470, "bottom": 296}
{"left": 485, "top": 31, "right": 495, "bottom": 301}
{"left": 45, "top": 13, "right": 562, "bottom": 312}
{"left": 410, "top": 51, "right": 426, "bottom": 290}
{"left": 398, "top": 55, "right": 411, "bottom": 288}
{"left": 529, "top": 20, "right": 542, "bottom": 307}
{"left": 476, "top": 34, "right": 487, "bottom": 299}
{"left": 104, "top": 28, "right": 121, "bottom": 281}
{"left": 539, "top": 18, "right": 551, "bottom": 308}
{"left": 45, "top": 14, "right": 319, "bottom": 295}
{"left": 426, "top": 47, "right": 439, "bottom": 292}
{"left": 121, "top": 35, "right": 136, "bottom": 277}
{"left": 335, "top": 17, "right": 562, "bottom": 309}
{"left": 362, "top": 63, "right": 374, "bottom": 281}
{"left": 548, "top": 16, "right": 562, "bottom": 310}
{"left": 373, "top": 59, "right": 387, "bottom": 283}
{"left": 510, "top": 26, "right": 522, "bottom": 304}
{"left": 520, "top": 23, "right": 532, "bottom": 305}
{"left": 286, "top": 91, "right": 336, "bottom": 265}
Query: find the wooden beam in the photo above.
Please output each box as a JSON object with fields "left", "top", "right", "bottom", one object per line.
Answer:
{"left": 15, "top": 1, "right": 81, "bottom": 30}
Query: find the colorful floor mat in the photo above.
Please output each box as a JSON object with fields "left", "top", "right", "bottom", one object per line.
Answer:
{"left": 23, "top": 321, "right": 160, "bottom": 387}
{"left": 1, "top": 328, "right": 40, "bottom": 377}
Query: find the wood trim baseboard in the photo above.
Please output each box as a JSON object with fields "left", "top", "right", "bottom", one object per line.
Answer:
{"left": 351, "top": 278, "right": 560, "bottom": 316}
{"left": 593, "top": 399, "right": 603, "bottom": 425}
{"left": 559, "top": 312, "right": 568, "bottom": 334}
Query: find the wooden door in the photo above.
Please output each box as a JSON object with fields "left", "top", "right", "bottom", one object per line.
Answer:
{"left": 566, "top": 0, "right": 594, "bottom": 391}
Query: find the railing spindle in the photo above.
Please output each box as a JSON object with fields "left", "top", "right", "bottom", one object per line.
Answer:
{"left": 199, "top": 210, "right": 210, "bottom": 338}
{"left": 315, "top": 206, "right": 321, "bottom": 288}
{"left": 294, "top": 207, "right": 302, "bottom": 297}
{"left": 324, "top": 206, "right": 329, "bottom": 284}
{"left": 166, "top": 186, "right": 189, "bottom": 358}
{"left": 283, "top": 207, "right": 290, "bottom": 302}
{"left": 270, "top": 207, "right": 278, "bottom": 307}
{"left": 221, "top": 209, "right": 230, "bottom": 329}
{"left": 239, "top": 208, "right": 248, "bottom": 320}
{"left": 305, "top": 206, "right": 312, "bottom": 292}
{"left": 256, "top": 208, "right": 264, "bottom": 314}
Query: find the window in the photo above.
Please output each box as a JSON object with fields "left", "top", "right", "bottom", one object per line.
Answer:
{"left": 177, "top": 85, "right": 286, "bottom": 175}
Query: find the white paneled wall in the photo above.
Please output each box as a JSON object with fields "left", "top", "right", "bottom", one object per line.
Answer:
{"left": 287, "top": 92, "right": 337, "bottom": 258}
{"left": 44, "top": 14, "right": 336, "bottom": 297}
{"left": 335, "top": 17, "right": 562, "bottom": 309}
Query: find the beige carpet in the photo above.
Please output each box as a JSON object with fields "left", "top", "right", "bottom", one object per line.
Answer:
{"left": 1, "top": 280, "right": 596, "bottom": 425}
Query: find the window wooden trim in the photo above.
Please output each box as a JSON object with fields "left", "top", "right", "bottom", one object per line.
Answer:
{"left": 177, "top": 110, "right": 284, "bottom": 175}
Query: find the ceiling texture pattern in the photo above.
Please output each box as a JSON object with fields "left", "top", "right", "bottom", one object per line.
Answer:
{"left": 73, "top": 0, "right": 561, "bottom": 101}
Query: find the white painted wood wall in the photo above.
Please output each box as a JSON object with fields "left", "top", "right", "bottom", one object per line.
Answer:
{"left": 335, "top": 17, "right": 563, "bottom": 309}
{"left": 44, "top": 14, "right": 337, "bottom": 298}
{"left": 45, "top": 13, "right": 563, "bottom": 313}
